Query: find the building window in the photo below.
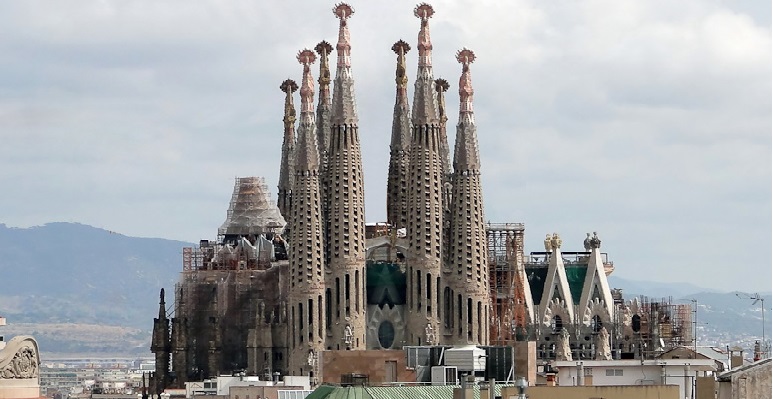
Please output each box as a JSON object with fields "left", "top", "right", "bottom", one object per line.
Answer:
{"left": 436, "top": 277, "right": 441, "bottom": 318}
{"left": 443, "top": 287, "right": 452, "bottom": 328}
{"left": 591, "top": 315, "right": 602, "bottom": 333}
{"left": 326, "top": 289, "right": 332, "bottom": 329}
{"left": 318, "top": 295, "right": 323, "bottom": 338}
{"left": 378, "top": 321, "right": 395, "bottom": 349}
{"left": 551, "top": 315, "right": 563, "bottom": 334}
{"left": 355, "top": 270, "right": 360, "bottom": 312}
{"left": 345, "top": 273, "right": 351, "bottom": 317}
{"left": 426, "top": 273, "right": 432, "bottom": 314}
{"left": 336, "top": 278, "right": 341, "bottom": 319}
{"left": 417, "top": 272, "right": 422, "bottom": 311}
{"left": 605, "top": 368, "right": 623, "bottom": 376}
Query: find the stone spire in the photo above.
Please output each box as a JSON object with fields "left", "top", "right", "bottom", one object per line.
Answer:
{"left": 406, "top": 2, "right": 444, "bottom": 345}
{"left": 435, "top": 77, "right": 453, "bottom": 268}
{"left": 315, "top": 40, "right": 334, "bottom": 180}
{"left": 288, "top": 49, "right": 326, "bottom": 373}
{"left": 411, "top": 3, "right": 439, "bottom": 124}
{"left": 315, "top": 40, "right": 334, "bottom": 261}
{"left": 386, "top": 40, "right": 411, "bottom": 229}
{"left": 277, "top": 79, "right": 298, "bottom": 220}
{"left": 435, "top": 78, "right": 452, "bottom": 178}
{"left": 452, "top": 49, "right": 481, "bottom": 170}
{"left": 297, "top": 50, "right": 318, "bottom": 167}
{"left": 151, "top": 288, "right": 170, "bottom": 392}
{"left": 448, "top": 49, "right": 489, "bottom": 344}
{"left": 158, "top": 288, "right": 166, "bottom": 320}
{"left": 325, "top": 2, "right": 367, "bottom": 351}
{"left": 331, "top": 3, "right": 358, "bottom": 125}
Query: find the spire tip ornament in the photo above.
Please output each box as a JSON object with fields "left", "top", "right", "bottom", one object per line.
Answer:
{"left": 297, "top": 49, "right": 317, "bottom": 66}
{"left": 297, "top": 49, "right": 316, "bottom": 115}
{"left": 434, "top": 78, "right": 449, "bottom": 93}
{"left": 414, "top": 3, "right": 434, "bottom": 20}
{"left": 333, "top": 3, "right": 354, "bottom": 21}
{"left": 333, "top": 3, "right": 354, "bottom": 69}
{"left": 457, "top": 48, "right": 475, "bottom": 117}
{"left": 391, "top": 39, "right": 411, "bottom": 55}
{"left": 280, "top": 79, "right": 299, "bottom": 93}
{"left": 456, "top": 48, "right": 476, "bottom": 65}
{"left": 315, "top": 40, "right": 333, "bottom": 56}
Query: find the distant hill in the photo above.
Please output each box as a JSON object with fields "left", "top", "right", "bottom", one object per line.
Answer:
{"left": 0, "top": 222, "right": 768, "bottom": 354}
{"left": 606, "top": 275, "right": 724, "bottom": 299}
{"left": 607, "top": 275, "right": 771, "bottom": 349}
{"left": 0, "top": 223, "right": 189, "bottom": 330}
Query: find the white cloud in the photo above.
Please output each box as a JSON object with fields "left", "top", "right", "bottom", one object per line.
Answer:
{"left": 0, "top": 0, "right": 769, "bottom": 291}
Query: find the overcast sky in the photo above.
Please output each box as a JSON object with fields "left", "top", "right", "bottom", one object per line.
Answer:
{"left": 0, "top": 0, "right": 769, "bottom": 292}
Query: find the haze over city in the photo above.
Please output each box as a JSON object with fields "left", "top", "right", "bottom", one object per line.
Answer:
{"left": 0, "top": 0, "right": 769, "bottom": 292}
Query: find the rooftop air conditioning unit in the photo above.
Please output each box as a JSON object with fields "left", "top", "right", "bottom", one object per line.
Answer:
{"left": 431, "top": 366, "right": 458, "bottom": 385}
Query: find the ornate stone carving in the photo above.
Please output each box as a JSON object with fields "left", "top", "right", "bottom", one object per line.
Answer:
{"left": 424, "top": 323, "right": 437, "bottom": 346}
{"left": 542, "top": 298, "right": 570, "bottom": 329}
{"left": 343, "top": 324, "right": 353, "bottom": 348}
{"left": 590, "top": 232, "right": 601, "bottom": 249}
{"left": 582, "top": 298, "right": 610, "bottom": 327}
{"left": 544, "top": 234, "right": 552, "bottom": 252}
{"left": 550, "top": 233, "right": 562, "bottom": 250}
{"left": 544, "top": 233, "right": 564, "bottom": 252}
{"left": 595, "top": 327, "right": 612, "bottom": 360}
{"left": 0, "top": 339, "right": 39, "bottom": 380}
{"left": 555, "top": 328, "right": 572, "bottom": 361}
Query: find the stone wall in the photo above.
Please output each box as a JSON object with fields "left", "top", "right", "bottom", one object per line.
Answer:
{"left": 500, "top": 385, "right": 679, "bottom": 399}
{"left": 318, "top": 350, "right": 415, "bottom": 385}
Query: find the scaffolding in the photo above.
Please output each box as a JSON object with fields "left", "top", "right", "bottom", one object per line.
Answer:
{"left": 164, "top": 176, "right": 292, "bottom": 383}
{"left": 173, "top": 264, "right": 287, "bottom": 380}
{"left": 486, "top": 223, "right": 525, "bottom": 346}
{"left": 218, "top": 177, "right": 286, "bottom": 237}
{"left": 628, "top": 296, "right": 693, "bottom": 359}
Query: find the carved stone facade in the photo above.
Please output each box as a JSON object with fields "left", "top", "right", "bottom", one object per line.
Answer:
{"left": 445, "top": 49, "right": 489, "bottom": 345}
{"left": 151, "top": 2, "right": 674, "bottom": 390}
{"left": 277, "top": 80, "right": 298, "bottom": 219}
{"left": 324, "top": 3, "right": 367, "bottom": 353}
{"left": 287, "top": 49, "right": 327, "bottom": 376}
{"left": 386, "top": 40, "right": 411, "bottom": 231}
{"left": 0, "top": 335, "right": 40, "bottom": 399}
{"left": 0, "top": 340, "right": 38, "bottom": 380}
{"left": 405, "top": 3, "right": 450, "bottom": 347}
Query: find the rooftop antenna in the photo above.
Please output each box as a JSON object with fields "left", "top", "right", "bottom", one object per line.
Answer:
{"left": 737, "top": 292, "right": 766, "bottom": 359}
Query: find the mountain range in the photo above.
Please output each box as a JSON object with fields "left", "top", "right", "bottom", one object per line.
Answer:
{"left": 0, "top": 222, "right": 768, "bottom": 355}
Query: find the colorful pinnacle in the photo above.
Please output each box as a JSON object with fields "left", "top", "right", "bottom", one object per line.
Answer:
{"left": 280, "top": 79, "right": 298, "bottom": 129}
{"left": 315, "top": 41, "right": 334, "bottom": 91}
{"left": 414, "top": 3, "right": 434, "bottom": 68}
{"left": 456, "top": 48, "right": 476, "bottom": 115}
{"left": 297, "top": 49, "right": 317, "bottom": 115}
{"left": 333, "top": 3, "right": 354, "bottom": 68}
{"left": 392, "top": 40, "right": 411, "bottom": 92}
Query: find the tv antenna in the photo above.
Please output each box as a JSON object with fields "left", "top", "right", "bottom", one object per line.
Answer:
{"left": 737, "top": 292, "right": 766, "bottom": 358}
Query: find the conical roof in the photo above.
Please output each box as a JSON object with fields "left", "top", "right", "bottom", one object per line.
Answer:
{"left": 219, "top": 177, "right": 286, "bottom": 236}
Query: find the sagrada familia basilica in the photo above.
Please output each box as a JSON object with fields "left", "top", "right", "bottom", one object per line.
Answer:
{"left": 151, "top": 2, "right": 693, "bottom": 389}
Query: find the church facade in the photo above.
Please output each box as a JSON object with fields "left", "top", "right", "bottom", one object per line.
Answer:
{"left": 151, "top": 2, "right": 691, "bottom": 390}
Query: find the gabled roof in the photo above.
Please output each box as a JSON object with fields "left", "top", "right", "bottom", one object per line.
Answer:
{"left": 717, "top": 357, "right": 772, "bottom": 382}
{"left": 659, "top": 346, "right": 731, "bottom": 366}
